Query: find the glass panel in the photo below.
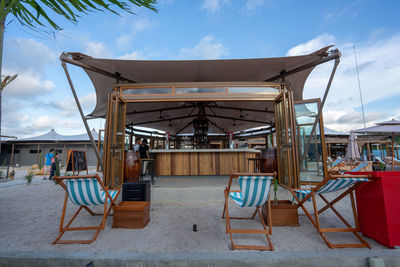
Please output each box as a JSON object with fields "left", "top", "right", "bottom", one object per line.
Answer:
{"left": 274, "top": 91, "right": 298, "bottom": 188}
{"left": 175, "top": 87, "right": 225, "bottom": 94}
{"left": 113, "top": 98, "right": 126, "bottom": 187}
{"left": 229, "top": 86, "right": 278, "bottom": 93}
{"left": 97, "top": 130, "right": 104, "bottom": 172}
{"left": 295, "top": 101, "right": 325, "bottom": 183}
{"left": 123, "top": 88, "right": 172, "bottom": 95}
{"left": 105, "top": 97, "right": 116, "bottom": 187}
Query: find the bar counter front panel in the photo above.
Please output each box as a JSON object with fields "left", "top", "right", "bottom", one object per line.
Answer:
{"left": 150, "top": 149, "right": 260, "bottom": 176}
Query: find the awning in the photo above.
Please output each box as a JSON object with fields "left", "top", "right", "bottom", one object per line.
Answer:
{"left": 61, "top": 46, "right": 339, "bottom": 134}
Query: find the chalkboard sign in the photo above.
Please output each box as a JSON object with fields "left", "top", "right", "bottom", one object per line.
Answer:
{"left": 65, "top": 150, "right": 88, "bottom": 175}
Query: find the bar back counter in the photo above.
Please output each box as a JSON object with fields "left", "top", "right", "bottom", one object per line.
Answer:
{"left": 150, "top": 149, "right": 260, "bottom": 176}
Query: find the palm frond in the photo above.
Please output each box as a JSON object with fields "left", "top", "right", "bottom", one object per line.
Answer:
{"left": 4, "top": 0, "right": 158, "bottom": 30}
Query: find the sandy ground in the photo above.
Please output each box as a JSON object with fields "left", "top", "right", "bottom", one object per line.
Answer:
{"left": 0, "top": 168, "right": 390, "bottom": 254}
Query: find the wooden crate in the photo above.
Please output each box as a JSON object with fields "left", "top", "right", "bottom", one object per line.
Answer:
{"left": 262, "top": 200, "right": 299, "bottom": 226}
{"left": 112, "top": 201, "right": 150, "bottom": 229}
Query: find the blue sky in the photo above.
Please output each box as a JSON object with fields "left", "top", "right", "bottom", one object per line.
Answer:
{"left": 3, "top": 0, "right": 400, "bottom": 137}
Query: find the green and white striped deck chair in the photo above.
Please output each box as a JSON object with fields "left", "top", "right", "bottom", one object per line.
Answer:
{"left": 222, "top": 172, "right": 276, "bottom": 251}
{"left": 53, "top": 174, "right": 120, "bottom": 244}
{"left": 289, "top": 174, "right": 371, "bottom": 249}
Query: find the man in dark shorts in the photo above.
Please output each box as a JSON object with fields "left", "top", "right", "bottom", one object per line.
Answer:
{"left": 139, "top": 139, "right": 150, "bottom": 175}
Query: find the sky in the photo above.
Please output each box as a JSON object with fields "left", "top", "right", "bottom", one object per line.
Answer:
{"left": 3, "top": 0, "right": 400, "bottom": 138}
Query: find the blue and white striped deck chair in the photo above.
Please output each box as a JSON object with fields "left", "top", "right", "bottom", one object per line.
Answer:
{"left": 347, "top": 161, "right": 370, "bottom": 172}
{"left": 53, "top": 174, "right": 120, "bottom": 244}
{"left": 222, "top": 172, "right": 276, "bottom": 251}
{"left": 289, "top": 174, "right": 371, "bottom": 249}
{"left": 385, "top": 157, "right": 400, "bottom": 165}
{"left": 375, "top": 156, "right": 385, "bottom": 164}
{"left": 328, "top": 157, "right": 343, "bottom": 169}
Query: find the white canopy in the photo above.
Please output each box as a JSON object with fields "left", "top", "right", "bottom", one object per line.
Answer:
{"left": 9, "top": 129, "right": 98, "bottom": 143}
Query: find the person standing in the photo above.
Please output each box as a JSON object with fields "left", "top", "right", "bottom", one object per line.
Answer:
{"left": 134, "top": 138, "right": 141, "bottom": 152}
{"left": 49, "top": 152, "right": 60, "bottom": 180}
{"left": 43, "top": 149, "right": 54, "bottom": 179}
{"left": 139, "top": 139, "right": 150, "bottom": 176}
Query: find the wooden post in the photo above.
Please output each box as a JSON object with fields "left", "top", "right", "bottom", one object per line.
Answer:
{"left": 129, "top": 132, "right": 133, "bottom": 150}
{"left": 63, "top": 144, "right": 66, "bottom": 165}
{"left": 391, "top": 133, "right": 394, "bottom": 171}
{"left": 366, "top": 138, "right": 371, "bottom": 161}
{"left": 10, "top": 144, "right": 15, "bottom": 166}
{"left": 37, "top": 144, "right": 40, "bottom": 165}
{"left": 327, "top": 143, "right": 331, "bottom": 158}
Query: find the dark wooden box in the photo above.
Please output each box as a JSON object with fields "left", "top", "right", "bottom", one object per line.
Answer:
{"left": 262, "top": 200, "right": 299, "bottom": 226}
{"left": 112, "top": 201, "right": 150, "bottom": 229}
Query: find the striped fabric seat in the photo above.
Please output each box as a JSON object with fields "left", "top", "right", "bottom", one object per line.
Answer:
{"left": 348, "top": 161, "right": 369, "bottom": 172}
{"left": 294, "top": 178, "right": 369, "bottom": 201}
{"left": 329, "top": 157, "right": 343, "bottom": 168}
{"left": 229, "top": 176, "right": 273, "bottom": 207}
{"left": 387, "top": 157, "right": 400, "bottom": 163}
{"left": 375, "top": 156, "right": 385, "bottom": 164}
{"left": 66, "top": 178, "right": 118, "bottom": 206}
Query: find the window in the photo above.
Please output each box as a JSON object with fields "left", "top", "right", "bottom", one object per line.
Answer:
{"left": 55, "top": 150, "right": 63, "bottom": 154}
{"left": 29, "top": 150, "right": 42, "bottom": 154}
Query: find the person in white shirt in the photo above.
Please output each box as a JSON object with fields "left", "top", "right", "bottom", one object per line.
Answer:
{"left": 134, "top": 138, "right": 141, "bottom": 152}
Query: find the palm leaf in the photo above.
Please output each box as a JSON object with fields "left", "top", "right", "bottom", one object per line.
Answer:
{"left": 4, "top": 0, "right": 158, "bottom": 30}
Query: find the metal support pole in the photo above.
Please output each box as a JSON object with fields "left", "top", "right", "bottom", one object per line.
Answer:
{"left": 300, "top": 56, "right": 341, "bottom": 164}
{"left": 61, "top": 61, "right": 104, "bottom": 171}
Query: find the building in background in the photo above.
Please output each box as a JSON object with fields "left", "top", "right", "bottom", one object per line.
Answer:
{"left": 1, "top": 129, "right": 99, "bottom": 167}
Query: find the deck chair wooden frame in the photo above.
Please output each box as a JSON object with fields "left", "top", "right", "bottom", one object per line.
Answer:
{"left": 289, "top": 174, "right": 371, "bottom": 249}
{"left": 222, "top": 172, "right": 276, "bottom": 251}
{"left": 53, "top": 174, "right": 120, "bottom": 244}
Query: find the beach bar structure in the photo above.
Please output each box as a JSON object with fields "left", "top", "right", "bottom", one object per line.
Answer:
{"left": 60, "top": 46, "right": 341, "bottom": 189}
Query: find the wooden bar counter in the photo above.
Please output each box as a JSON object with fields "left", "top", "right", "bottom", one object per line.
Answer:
{"left": 150, "top": 149, "right": 260, "bottom": 176}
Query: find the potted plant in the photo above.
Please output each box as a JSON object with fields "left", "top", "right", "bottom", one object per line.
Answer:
{"left": 25, "top": 173, "right": 34, "bottom": 185}
{"left": 372, "top": 161, "right": 386, "bottom": 171}
{"left": 273, "top": 178, "right": 278, "bottom": 206}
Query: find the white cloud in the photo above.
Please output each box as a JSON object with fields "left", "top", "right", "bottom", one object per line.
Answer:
{"left": 201, "top": 0, "right": 229, "bottom": 13}
{"left": 118, "top": 46, "right": 162, "bottom": 60}
{"left": 2, "top": 69, "right": 55, "bottom": 98}
{"left": 116, "top": 34, "right": 132, "bottom": 48}
{"left": 4, "top": 38, "right": 57, "bottom": 72}
{"left": 116, "top": 18, "right": 153, "bottom": 49}
{"left": 84, "top": 41, "right": 113, "bottom": 58}
{"left": 50, "top": 93, "right": 96, "bottom": 116}
{"left": 32, "top": 116, "right": 57, "bottom": 130}
{"left": 286, "top": 34, "right": 335, "bottom": 56}
{"left": 245, "top": 0, "right": 265, "bottom": 11}
{"left": 119, "top": 50, "right": 147, "bottom": 60}
{"left": 132, "top": 17, "right": 152, "bottom": 33}
{"left": 2, "top": 37, "right": 57, "bottom": 98}
{"left": 324, "top": 1, "right": 361, "bottom": 21}
{"left": 293, "top": 33, "right": 400, "bottom": 131}
{"left": 178, "top": 36, "right": 228, "bottom": 59}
